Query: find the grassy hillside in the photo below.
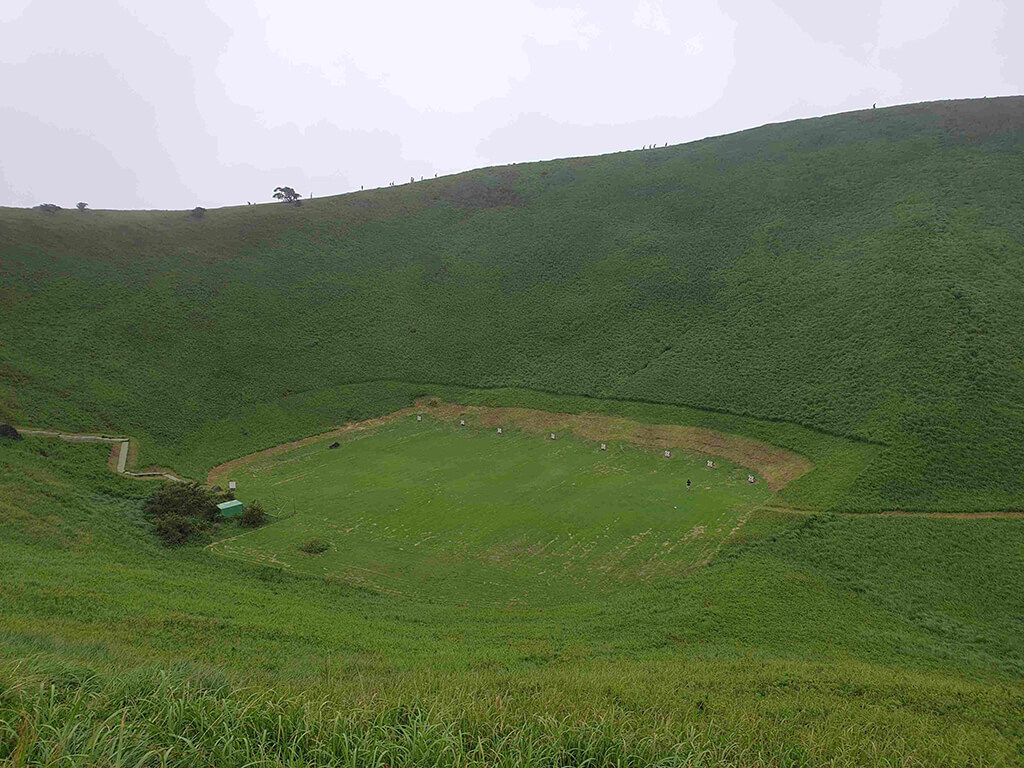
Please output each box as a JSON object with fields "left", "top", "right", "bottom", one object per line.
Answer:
{"left": 3, "top": 97, "right": 1024, "bottom": 510}
{"left": 2, "top": 434, "right": 1022, "bottom": 765}
{"left": 3, "top": 96, "right": 1024, "bottom": 765}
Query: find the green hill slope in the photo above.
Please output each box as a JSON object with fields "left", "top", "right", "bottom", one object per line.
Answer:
{"left": 2, "top": 430, "right": 1022, "bottom": 766}
{"left": 3, "top": 97, "right": 1023, "bottom": 511}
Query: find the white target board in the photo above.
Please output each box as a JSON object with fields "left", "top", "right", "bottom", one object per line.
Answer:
{"left": 460, "top": 419, "right": 466, "bottom": 426}
{"left": 600, "top": 443, "right": 607, "bottom": 451}
{"left": 550, "top": 433, "right": 556, "bottom": 440}
{"left": 417, "top": 415, "right": 422, "bottom": 421}
{"left": 706, "top": 460, "right": 714, "bottom": 468}
{"left": 664, "top": 450, "right": 671, "bottom": 458}
{"left": 497, "top": 427, "right": 503, "bottom": 434}
{"left": 229, "top": 481, "right": 236, "bottom": 490}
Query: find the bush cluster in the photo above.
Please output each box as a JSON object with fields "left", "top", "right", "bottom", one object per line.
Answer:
{"left": 241, "top": 500, "right": 267, "bottom": 528}
{"left": 298, "top": 538, "right": 329, "bottom": 554}
{"left": 144, "top": 482, "right": 229, "bottom": 546}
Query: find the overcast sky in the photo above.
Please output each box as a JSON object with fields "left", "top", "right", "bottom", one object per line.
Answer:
{"left": 1, "top": 1, "right": 1020, "bottom": 210}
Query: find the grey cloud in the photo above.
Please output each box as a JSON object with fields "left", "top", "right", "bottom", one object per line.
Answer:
{"left": 1, "top": 0, "right": 1019, "bottom": 210}
{"left": 1, "top": 52, "right": 192, "bottom": 209}
{"left": 0, "top": 107, "right": 143, "bottom": 208}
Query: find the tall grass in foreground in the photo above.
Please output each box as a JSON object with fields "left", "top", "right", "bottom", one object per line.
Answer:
{"left": 1, "top": 663, "right": 1020, "bottom": 767}
{"left": 2, "top": 439, "right": 1022, "bottom": 765}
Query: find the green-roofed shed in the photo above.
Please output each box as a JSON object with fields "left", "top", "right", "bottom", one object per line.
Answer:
{"left": 217, "top": 499, "right": 244, "bottom": 519}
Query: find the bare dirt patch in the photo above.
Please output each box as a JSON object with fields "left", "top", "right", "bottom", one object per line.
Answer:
{"left": 435, "top": 169, "right": 522, "bottom": 210}
{"left": 465, "top": 406, "right": 810, "bottom": 490}
{"left": 880, "top": 510, "right": 1024, "bottom": 520}
{"left": 106, "top": 442, "right": 121, "bottom": 473}
{"left": 208, "top": 399, "right": 811, "bottom": 491}
{"left": 136, "top": 466, "right": 182, "bottom": 477}
{"left": 764, "top": 506, "right": 1024, "bottom": 520}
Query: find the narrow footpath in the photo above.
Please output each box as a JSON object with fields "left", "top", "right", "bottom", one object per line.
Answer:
{"left": 14, "top": 428, "right": 186, "bottom": 482}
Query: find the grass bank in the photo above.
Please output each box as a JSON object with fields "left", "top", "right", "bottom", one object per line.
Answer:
{"left": 1, "top": 434, "right": 1022, "bottom": 764}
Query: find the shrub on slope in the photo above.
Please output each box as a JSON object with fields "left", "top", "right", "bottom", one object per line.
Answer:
{"left": 144, "top": 481, "right": 228, "bottom": 546}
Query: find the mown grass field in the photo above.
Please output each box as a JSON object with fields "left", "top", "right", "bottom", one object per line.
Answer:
{"left": 210, "top": 414, "right": 771, "bottom": 604}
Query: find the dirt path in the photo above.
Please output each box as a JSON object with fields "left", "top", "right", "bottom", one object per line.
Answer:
{"left": 762, "top": 505, "right": 1024, "bottom": 520}
{"left": 878, "top": 510, "right": 1024, "bottom": 519}
{"left": 14, "top": 428, "right": 186, "bottom": 482}
{"left": 207, "top": 398, "right": 812, "bottom": 490}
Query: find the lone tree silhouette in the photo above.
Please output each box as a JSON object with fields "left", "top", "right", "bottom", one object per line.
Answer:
{"left": 273, "top": 186, "right": 302, "bottom": 205}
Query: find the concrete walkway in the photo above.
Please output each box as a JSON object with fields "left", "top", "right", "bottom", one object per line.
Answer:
{"left": 14, "top": 428, "right": 186, "bottom": 482}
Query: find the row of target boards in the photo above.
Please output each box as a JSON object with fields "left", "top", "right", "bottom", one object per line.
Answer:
{"left": 414, "top": 414, "right": 757, "bottom": 483}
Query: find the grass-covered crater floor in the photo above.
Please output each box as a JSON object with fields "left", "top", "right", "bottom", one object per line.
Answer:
{"left": 208, "top": 412, "right": 773, "bottom": 604}
{"left": 1, "top": 428, "right": 1022, "bottom": 765}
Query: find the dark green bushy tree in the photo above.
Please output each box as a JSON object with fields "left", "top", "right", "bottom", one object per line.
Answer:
{"left": 241, "top": 500, "right": 267, "bottom": 528}
{"left": 298, "top": 538, "right": 329, "bottom": 554}
{"left": 145, "top": 482, "right": 226, "bottom": 545}
{"left": 153, "top": 514, "right": 200, "bottom": 547}
{"left": 145, "top": 481, "right": 219, "bottom": 522}
{"left": 272, "top": 186, "right": 301, "bottom": 205}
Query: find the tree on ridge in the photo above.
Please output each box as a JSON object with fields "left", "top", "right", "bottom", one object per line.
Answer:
{"left": 273, "top": 186, "right": 302, "bottom": 205}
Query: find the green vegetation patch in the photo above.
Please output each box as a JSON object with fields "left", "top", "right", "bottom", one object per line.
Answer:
{"left": 2, "top": 98, "right": 1022, "bottom": 511}
{"left": 3, "top": 97, "right": 1024, "bottom": 764}
{"left": 212, "top": 416, "right": 770, "bottom": 604}
{"left": 1, "top": 436, "right": 1022, "bottom": 765}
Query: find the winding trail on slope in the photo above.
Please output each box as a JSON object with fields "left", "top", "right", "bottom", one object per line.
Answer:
{"left": 13, "top": 428, "right": 186, "bottom": 482}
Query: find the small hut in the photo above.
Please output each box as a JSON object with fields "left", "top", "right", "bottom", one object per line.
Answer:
{"left": 217, "top": 499, "right": 244, "bottom": 519}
